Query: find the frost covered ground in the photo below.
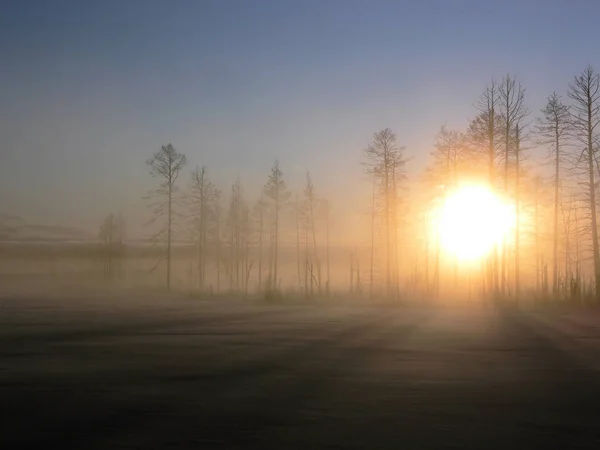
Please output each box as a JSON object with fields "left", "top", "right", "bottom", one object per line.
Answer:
{"left": 1, "top": 289, "right": 600, "bottom": 449}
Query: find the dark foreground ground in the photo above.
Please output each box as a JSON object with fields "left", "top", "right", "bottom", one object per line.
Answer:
{"left": 2, "top": 292, "right": 600, "bottom": 449}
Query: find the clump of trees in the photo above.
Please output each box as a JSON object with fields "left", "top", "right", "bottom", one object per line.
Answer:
{"left": 414, "top": 66, "right": 600, "bottom": 305}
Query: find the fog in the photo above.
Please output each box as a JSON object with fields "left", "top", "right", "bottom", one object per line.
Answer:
{"left": 4, "top": 2, "right": 600, "bottom": 448}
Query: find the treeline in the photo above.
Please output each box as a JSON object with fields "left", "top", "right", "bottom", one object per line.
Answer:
{"left": 94, "top": 65, "right": 600, "bottom": 303}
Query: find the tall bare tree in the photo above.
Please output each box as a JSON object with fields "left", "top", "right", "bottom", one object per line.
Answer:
{"left": 253, "top": 199, "right": 266, "bottom": 292}
{"left": 363, "top": 128, "right": 408, "bottom": 298}
{"left": 303, "top": 171, "right": 322, "bottom": 293}
{"left": 569, "top": 65, "right": 600, "bottom": 300}
{"left": 428, "top": 126, "right": 468, "bottom": 291}
{"left": 189, "top": 165, "right": 214, "bottom": 291}
{"left": 470, "top": 81, "right": 502, "bottom": 294}
{"left": 146, "top": 143, "right": 187, "bottom": 289}
{"left": 322, "top": 198, "right": 332, "bottom": 295}
{"left": 537, "top": 92, "right": 571, "bottom": 295}
{"left": 98, "top": 212, "right": 125, "bottom": 280}
{"left": 263, "top": 160, "right": 291, "bottom": 291}
{"left": 213, "top": 188, "right": 223, "bottom": 292}
{"left": 498, "top": 75, "right": 528, "bottom": 295}
{"left": 226, "top": 178, "right": 246, "bottom": 290}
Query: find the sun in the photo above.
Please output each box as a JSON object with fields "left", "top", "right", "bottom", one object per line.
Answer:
{"left": 435, "top": 184, "right": 514, "bottom": 262}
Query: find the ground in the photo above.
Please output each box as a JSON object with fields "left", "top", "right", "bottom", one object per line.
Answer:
{"left": 2, "top": 291, "right": 600, "bottom": 449}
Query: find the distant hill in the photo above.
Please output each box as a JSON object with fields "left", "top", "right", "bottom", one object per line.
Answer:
{"left": 0, "top": 214, "right": 93, "bottom": 242}
{"left": 17, "top": 225, "right": 93, "bottom": 241}
{"left": 0, "top": 214, "right": 24, "bottom": 240}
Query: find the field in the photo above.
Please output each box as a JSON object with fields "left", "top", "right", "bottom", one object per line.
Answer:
{"left": 2, "top": 286, "right": 600, "bottom": 449}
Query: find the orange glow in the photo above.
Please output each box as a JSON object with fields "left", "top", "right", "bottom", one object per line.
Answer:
{"left": 434, "top": 184, "right": 515, "bottom": 262}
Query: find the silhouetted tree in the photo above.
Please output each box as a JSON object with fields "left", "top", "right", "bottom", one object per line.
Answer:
{"left": 213, "top": 188, "right": 223, "bottom": 292}
{"left": 226, "top": 178, "right": 246, "bottom": 291}
{"left": 537, "top": 92, "right": 571, "bottom": 295}
{"left": 363, "top": 128, "right": 408, "bottom": 298}
{"left": 188, "top": 165, "right": 215, "bottom": 291}
{"left": 470, "top": 81, "right": 503, "bottom": 294}
{"left": 263, "top": 160, "right": 291, "bottom": 291}
{"left": 98, "top": 212, "right": 125, "bottom": 280}
{"left": 568, "top": 66, "right": 600, "bottom": 300}
{"left": 145, "top": 143, "right": 187, "bottom": 289}
{"left": 303, "top": 171, "right": 322, "bottom": 293}
{"left": 498, "top": 75, "right": 528, "bottom": 295}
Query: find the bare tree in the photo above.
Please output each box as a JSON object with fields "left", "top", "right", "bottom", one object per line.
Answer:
{"left": 189, "top": 165, "right": 214, "bottom": 291}
{"left": 498, "top": 75, "right": 528, "bottom": 295}
{"left": 363, "top": 128, "right": 408, "bottom": 298}
{"left": 145, "top": 143, "right": 187, "bottom": 289}
{"left": 263, "top": 160, "right": 291, "bottom": 291}
{"left": 369, "top": 175, "right": 376, "bottom": 298}
{"left": 514, "top": 123, "right": 522, "bottom": 301}
{"left": 226, "top": 178, "right": 246, "bottom": 291}
{"left": 213, "top": 188, "right": 223, "bottom": 292}
{"left": 537, "top": 92, "right": 571, "bottom": 295}
{"left": 98, "top": 212, "right": 125, "bottom": 280}
{"left": 303, "top": 171, "right": 322, "bottom": 293}
{"left": 429, "top": 126, "right": 468, "bottom": 290}
{"left": 568, "top": 66, "right": 600, "bottom": 300}
{"left": 322, "top": 198, "right": 332, "bottom": 296}
{"left": 470, "top": 81, "right": 502, "bottom": 294}
{"left": 253, "top": 199, "right": 266, "bottom": 292}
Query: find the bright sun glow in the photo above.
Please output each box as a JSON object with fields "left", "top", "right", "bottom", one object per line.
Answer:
{"left": 436, "top": 184, "right": 515, "bottom": 262}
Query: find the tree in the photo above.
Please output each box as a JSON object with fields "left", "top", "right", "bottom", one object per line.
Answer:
{"left": 188, "top": 165, "right": 215, "bottom": 291}
{"left": 568, "top": 66, "right": 600, "bottom": 301}
{"left": 430, "top": 126, "right": 467, "bottom": 185}
{"left": 427, "top": 126, "right": 469, "bottom": 292}
{"left": 537, "top": 92, "right": 571, "bottom": 295}
{"left": 226, "top": 178, "right": 246, "bottom": 290}
{"left": 145, "top": 143, "right": 187, "bottom": 289}
{"left": 472, "top": 81, "right": 502, "bottom": 189}
{"left": 514, "top": 123, "right": 523, "bottom": 301}
{"left": 98, "top": 212, "right": 125, "bottom": 280}
{"left": 363, "top": 128, "right": 408, "bottom": 298}
{"left": 263, "top": 160, "right": 291, "bottom": 291}
{"left": 498, "top": 75, "right": 528, "bottom": 295}
{"left": 470, "top": 81, "right": 503, "bottom": 294}
{"left": 253, "top": 199, "right": 266, "bottom": 292}
{"left": 213, "top": 188, "right": 223, "bottom": 292}
{"left": 322, "top": 198, "right": 332, "bottom": 296}
{"left": 303, "top": 171, "right": 322, "bottom": 294}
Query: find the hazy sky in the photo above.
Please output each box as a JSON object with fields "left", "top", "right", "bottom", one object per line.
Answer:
{"left": 1, "top": 0, "right": 598, "bottom": 237}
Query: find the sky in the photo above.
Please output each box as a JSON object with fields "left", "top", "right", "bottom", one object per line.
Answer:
{"left": 1, "top": 0, "right": 599, "bottom": 238}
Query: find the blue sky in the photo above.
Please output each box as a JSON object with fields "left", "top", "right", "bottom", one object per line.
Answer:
{"left": 1, "top": 0, "right": 598, "bottom": 236}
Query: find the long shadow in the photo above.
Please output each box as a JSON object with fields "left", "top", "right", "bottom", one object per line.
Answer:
{"left": 143, "top": 310, "right": 434, "bottom": 448}
{"left": 0, "top": 307, "right": 308, "bottom": 349}
{"left": 1, "top": 307, "right": 431, "bottom": 448}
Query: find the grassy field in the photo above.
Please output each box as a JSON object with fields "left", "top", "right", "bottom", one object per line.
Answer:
{"left": 2, "top": 288, "right": 600, "bottom": 449}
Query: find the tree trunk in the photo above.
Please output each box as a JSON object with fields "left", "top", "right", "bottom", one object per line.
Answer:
{"left": 384, "top": 158, "right": 391, "bottom": 297}
{"left": 274, "top": 196, "right": 279, "bottom": 291}
{"left": 167, "top": 182, "right": 172, "bottom": 290}
{"left": 514, "top": 124, "right": 520, "bottom": 303}
{"left": 305, "top": 216, "right": 309, "bottom": 297}
{"left": 587, "top": 107, "right": 600, "bottom": 301}
{"left": 296, "top": 197, "right": 301, "bottom": 291}
{"left": 258, "top": 209, "right": 263, "bottom": 292}
{"left": 488, "top": 107, "right": 498, "bottom": 295}
{"left": 535, "top": 178, "right": 540, "bottom": 293}
{"left": 370, "top": 177, "right": 375, "bottom": 298}
{"left": 326, "top": 203, "right": 330, "bottom": 296}
{"left": 553, "top": 124, "right": 560, "bottom": 295}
